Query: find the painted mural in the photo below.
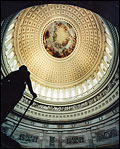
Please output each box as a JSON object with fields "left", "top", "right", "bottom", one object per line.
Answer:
{"left": 43, "top": 21, "right": 77, "bottom": 58}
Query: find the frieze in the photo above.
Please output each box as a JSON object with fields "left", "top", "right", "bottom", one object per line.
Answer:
{"left": 20, "top": 68, "right": 119, "bottom": 112}
{"left": 96, "top": 128, "right": 118, "bottom": 141}
{"left": 66, "top": 136, "right": 84, "bottom": 144}
{"left": 18, "top": 133, "right": 38, "bottom": 143}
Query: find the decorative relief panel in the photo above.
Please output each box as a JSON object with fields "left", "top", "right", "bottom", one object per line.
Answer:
{"left": 95, "top": 128, "right": 118, "bottom": 141}
{"left": 66, "top": 136, "right": 84, "bottom": 144}
{"left": 18, "top": 133, "right": 39, "bottom": 143}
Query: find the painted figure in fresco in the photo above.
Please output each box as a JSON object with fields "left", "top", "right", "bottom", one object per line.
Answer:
{"left": 43, "top": 21, "right": 77, "bottom": 58}
{"left": 1, "top": 65, "right": 37, "bottom": 125}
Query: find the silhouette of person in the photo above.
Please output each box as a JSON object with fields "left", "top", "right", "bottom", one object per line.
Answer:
{"left": 1, "top": 65, "right": 37, "bottom": 125}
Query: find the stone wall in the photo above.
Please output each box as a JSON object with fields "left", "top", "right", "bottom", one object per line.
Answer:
{"left": 1, "top": 102, "right": 119, "bottom": 148}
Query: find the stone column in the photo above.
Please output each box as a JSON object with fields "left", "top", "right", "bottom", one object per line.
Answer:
{"left": 58, "top": 131, "right": 62, "bottom": 148}
{"left": 86, "top": 128, "right": 94, "bottom": 148}
{"left": 41, "top": 130, "right": 46, "bottom": 148}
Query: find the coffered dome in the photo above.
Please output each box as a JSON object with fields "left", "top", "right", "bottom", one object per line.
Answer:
{"left": 12, "top": 4, "right": 107, "bottom": 87}
{"left": 3, "top": 4, "right": 115, "bottom": 105}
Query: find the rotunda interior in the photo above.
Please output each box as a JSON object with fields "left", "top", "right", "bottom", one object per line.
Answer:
{"left": 1, "top": 2, "right": 119, "bottom": 148}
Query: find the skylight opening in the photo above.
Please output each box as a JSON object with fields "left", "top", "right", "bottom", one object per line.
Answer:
{"left": 35, "top": 85, "right": 40, "bottom": 94}
{"left": 93, "top": 78, "right": 98, "bottom": 85}
{"left": 8, "top": 23, "right": 14, "bottom": 31}
{"left": 82, "top": 83, "right": 87, "bottom": 93}
{"left": 6, "top": 43, "right": 12, "bottom": 51}
{"left": 41, "top": 87, "right": 46, "bottom": 96}
{"left": 100, "top": 63, "right": 107, "bottom": 73}
{"left": 104, "top": 55, "right": 109, "bottom": 67}
{"left": 53, "top": 89, "right": 58, "bottom": 98}
{"left": 76, "top": 86, "right": 81, "bottom": 94}
{"left": 10, "top": 59, "right": 17, "bottom": 71}
{"left": 7, "top": 51, "right": 14, "bottom": 59}
{"left": 65, "top": 89, "right": 69, "bottom": 98}
{"left": 32, "top": 81, "right": 35, "bottom": 88}
{"left": 71, "top": 88, "right": 75, "bottom": 97}
{"left": 105, "top": 27, "right": 110, "bottom": 36}
{"left": 87, "top": 79, "right": 92, "bottom": 89}
{"left": 5, "top": 33, "right": 12, "bottom": 43}
{"left": 106, "top": 38, "right": 113, "bottom": 47}
{"left": 97, "top": 71, "right": 102, "bottom": 80}
{"left": 59, "top": 89, "right": 63, "bottom": 98}
{"left": 47, "top": 88, "right": 52, "bottom": 97}
{"left": 106, "top": 47, "right": 112, "bottom": 57}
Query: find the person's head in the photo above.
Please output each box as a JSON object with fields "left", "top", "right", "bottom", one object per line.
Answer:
{"left": 19, "top": 65, "right": 28, "bottom": 72}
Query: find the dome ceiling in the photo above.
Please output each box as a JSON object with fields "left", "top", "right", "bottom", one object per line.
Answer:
{"left": 13, "top": 4, "right": 106, "bottom": 88}
{"left": 1, "top": 3, "right": 118, "bottom": 122}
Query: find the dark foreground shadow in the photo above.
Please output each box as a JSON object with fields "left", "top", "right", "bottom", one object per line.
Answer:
{"left": 1, "top": 132, "right": 21, "bottom": 148}
{"left": 1, "top": 65, "right": 37, "bottom": 125}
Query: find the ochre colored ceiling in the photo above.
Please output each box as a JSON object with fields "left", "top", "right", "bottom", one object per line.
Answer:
{"left": 13, "top": 4, "right": 106, "bottom": 88}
